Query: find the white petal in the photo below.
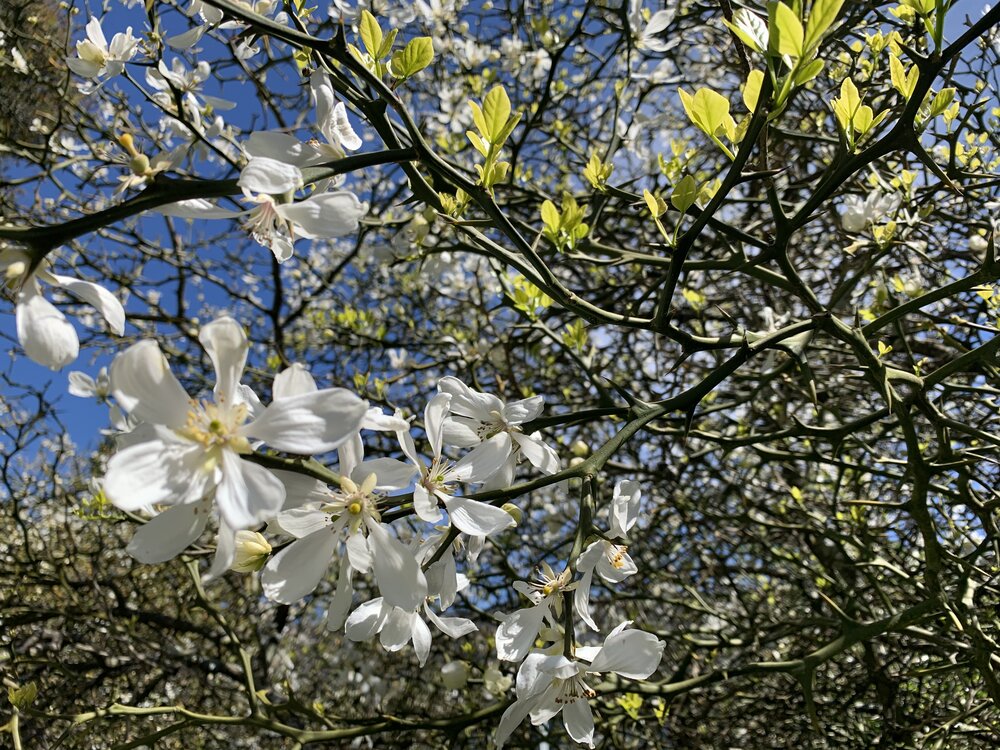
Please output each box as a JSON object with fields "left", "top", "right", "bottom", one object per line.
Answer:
{"left": 587, "top": 627, "right": 665, "bottom": 680}
{"left": 496, "top": 694, "right": 540, "bottom": 750}
{"left": 573, "top": 543, "right": 602, "bottom": 631}
{"left": 199, "top": 316, "right": 247, "bottom": 405}
{"left": 338, "top": 432, "right": 364, "bottom": 478}
{"left": 326, "top": 560, "right": 355, "bottom": 632}
{"left": 610, "top": 479, "right": 642, "bottom": 538}
{"left": 272, "top": 507, "right": 331, "bottom": 538}
{"left": 495, "top": 603, "right": 549, "bottom": 662}
{"left": 66, "top": 56, "right": 101, "bottom": 78}
{"left": 502, "top": 395, "right": 543, "bottom": 425}
{"left": 345, "top": 598, "right": 387, "bottom": 641}
{"left": 362, "top": 407, "right": 411, "bottom": 432}
{"left": 273, "top": 363, "right": 317, "bottom": 399}
{"left": 424, "top": 604, "right": 477, "bottom": 639}
{"left": 238, "top": 156, "right": 303, "bottom": 195}
{"left": 512, "top": 432, "right": 560, "bottom": 474}
{"left": 127, "top": 502, "right": 209, "bottom": 563}
{"left": 16, "top": 286, "right": 78, "bottom": 370}
{"left": 205, "top": 522, "right": 238, "bottom": 581}
{"left": 110, "top": 339, "right": 190, "bottom": 429}
{"left": 644, "top": 8, "right": 675, "bottom": 35}
{"left": 411, "top": 612, "right": 433, "bottom": 666}
{"left": 216, "top": 450, "right": 285, "bottom": 529}
{"left": 276, "top": 192, "right": 365, "bottom": 238}
{"left": 156, "top": 198, "right": 244, "bottom": 219}
{"left": 440, "top": 416, "right": 481, "bottom": 448}
{"left": 68, "top": 371, "right": 97, "bottom": 398}
{"left": 424, "top": 392, "right": 451, "bottom": 459}
{"left": 380, "top": 607, "right": 416, "bottom": 651}
{"left": 329, "top": 102, "right": 362, "bottom": 151}
{"left": 244, "top": 131, "right": 310, "bottom": 165}
{"left": 246, "top": 388, "right": 368, "bottom": 454}
{"left": 596, "top": 545, "right": 637, "bottom": 583}
{"left": 365, "top": 518, "right": 427, "bottom": 610}
{"left": 165, "top": 24, "right": 206, "bottom": 49}
{"left": 562, "top": 698, "right": 596, "bottom": 748}
{"left": 260, "top": 529, "right": 338, "bottom": 603}
{"left": 437, "top": 376, "right": 504, "bottom": 418}
{"left": 85, "top": 17, "right": 108, "bottom": 50}
{"left": 47, "top": 273, "right": 125, "bottom": 335}
{"left": 345, "top": 529, "right": 373, "bottom": 572}
{"left": 413, "top": 484, "right": 442, "bottom": 524}
{"left": 452, "top": 432, "right": 511, "bottom": 483}
{"left": 426, "top": 550, "right": 457, "bottom": 608}
{"left": 515, "top": 652, "right": 554, "bottom": 699}
{"left": 444, "top": 495, "right": 515, "bottom": 537}
{"left": 354, "top": 458, "right": 416, "bottom": 491}
{"left": 104, "top": 439, "right": 202, "bottom": 511}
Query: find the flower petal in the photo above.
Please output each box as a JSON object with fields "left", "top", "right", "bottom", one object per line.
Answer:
{"left": 110, "top": 339, "right": 190, "bottom": 429}
{"left": 47, "top": 273, "right": 125, "bottom": 335}
{"left": 276, "top": 191, "right": 365, "bottom": 238}
{"left": 272, "top": 362, "right": 317, "bottom": 399}
{"left": 16, "top": 286, "right": 78, "bottom": 370}
{"left": 104, "top": 438, "right": 204, "bottom": 511}
{"left": 424, "top": 604, "right": 477, "bottom": 639}
{"left": 496, "top": 603, "right": 549, "bottom": 662}
{"left": 326, "top": 560, "right": 355, "bottom": 632}
{"left": 413, "top": 484, "right": 442, "bottom": 524}
{"left": 443, "top": 495, "right": 515, "bottom": 537}
{"left": 587, "top": 627, "right": 665, "bottom": 680}
{"left": 512, "top": 432, "right": 559, "bottom": 474}
{"left": 345, "top": 597, "right": 388, "bottom": 641}
{"left": 216, "top": 450, "right": 285, "bottom": 529}
{"left": 424, "top": 392, "right": 451, "bottom": 459}
{"left": 365, "top": 518, "right": 427, "bottom": 611}
{"left": 246, "top": 388, "right": 368, "bottom": 454}
{"left": 610, "top": 479, "right": 641, "bottom": 538}
{"left": 127, "top": 502, "right": 209, "bottom": 563}
{"left": 261, "top": 529, "right": 338, "bottom": 604}
{"left": 238, "top": 156, "right": 303, "bottom": 195}
{"left": 562, "top": 697, "right": 596, "bottom": 748}
{"left": 452, "top": 432, "right": 511, "bottom": 483}
{"left": 199, "top": 316, "right": 248, "bottom": 405}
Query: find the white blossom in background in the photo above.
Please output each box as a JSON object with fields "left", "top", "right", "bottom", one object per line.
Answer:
{"left": 65, "top": 17, "right": 139, "bottom": 83}
{"left": 496, "top": 563, "right": 574, "bottom": 662}
{"left": 574, "top": 481, "right": 641, "bottom": 630}
{"left": 495, "top": 622, "right": 666, "bottom": 748}
{"left": 2, "top": 247, "right": 125, "bottom": 370}
{"left": 438, "top": 376, "right": 559, "bottom": 489}
{"left": 840, "top": 192, "right": 900, "bottom": 232}
{"left": 103, "top": 317, "right": 368, "bottom": 575}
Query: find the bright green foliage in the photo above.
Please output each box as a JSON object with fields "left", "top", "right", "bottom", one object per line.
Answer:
{"left": 832, "top": 77, "right": 889, "bottom": 151}
{"left": 350, "top": 10, "right": 398, "bottom": 76}
{"left": 540, "top": 194, "right": 589, "bottom": 252}
{"left": 505, "top": 274, "right": 553, "bottom": 318}
{"left": 467, "top": 85, "right": 521, "bottom": 191}
{"left": 678, "top": 87, "right": 737, "bottom": 159}
{"left": 389, "top": 37, "right": 434, "bottom": 80}
{"left": 583, "top": 151, "right": 613, "bottom": 191}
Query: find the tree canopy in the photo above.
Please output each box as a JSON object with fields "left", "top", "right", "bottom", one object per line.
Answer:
{"left": 4, "top": 0, "right": 1000, "bottom": 747}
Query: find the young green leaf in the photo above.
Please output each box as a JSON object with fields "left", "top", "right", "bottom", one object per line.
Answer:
{"left": 768, "top": 1, "right": 805, "bottom": 58}
{"left": 359, "top": 10, "right": 383, "bottom": 58}
{"left": 803, "top": 0, "right": 845, "bottom": 53}
{"left": 670, "top": 175, "right": 699, "bottom": 213}
{"left": 389, "top": 36, "right": 434, "bottom": 79}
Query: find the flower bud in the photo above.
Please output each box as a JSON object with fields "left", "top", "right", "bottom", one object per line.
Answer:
{"left": 569, "top": 439, "right": 590, "bottom": 457}
{"left": 569, "top": 456, "right": 585, "bottom": 468}
{"left": 501, "top": 502, "right": 522, "bottom": 525}
{"left": 440, "top": 661, "right": 470, "bottom": 690}
{"left": 971, "top": 234, "right": 989, "bottom": 253}
{"left": 483, "top": 665, "right": 512, "bottom": 696}
{"left": 230, "top": 530, "right": 271, "bottom": 573}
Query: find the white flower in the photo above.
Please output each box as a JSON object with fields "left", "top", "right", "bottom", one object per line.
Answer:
{"left": 68, "top": 367, "right": 111, "bottom": 400}
{"left": 495, "top": 622, "right": 665, "bottom": 749}
{"left": 441, "top": 660, "right": 470, "bottom": 689}
{"left": 230, "top": 530, "right": 272, "bottom": 572}
{"left": 237, "top": 156, "right": 367, "bottom": 262}
{"left": 575, "top": 481, "right": 641, "bottom": 630}
{"left": 2, "top": 248, "right": 125, "bottom": 370}
{"left": 635, "top": 7, "right": 676, "bottom": 52}
{"left": 496, "top": 563, "right": 574, "bottom": 662}
{"left": 66, "top": 17, "right": 139, "bottom": 81}
{"left": 103, "top": 317, "right": 368, "bottom": 574}
{"left": 437, "top": 377, "right": 559, "bottom": 489}
{"left": 840, "top": 192, "right": 900, "bottom": 233}
{"left": 398, "top": 392, "right": 515, "bottom": 536}
{"left": 261, "top": 442, "right": 422, "bottom": 613}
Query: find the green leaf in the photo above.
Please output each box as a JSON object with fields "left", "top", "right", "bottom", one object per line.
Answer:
{"left": 466, "top": 130, "right": 489, "bottom": 157}
{"left": 541, "top": 200, "right": 560, "bottom": 231}
{"left": 377, "top": 28, "right": 398, "bottom": 60}
{"left": 8, "top": 682, "right": 37, "bottom": 711}
{"left": 928, "top": 87, "right": 955, "bottom": 118}
{"left": 794, "top": 58, "right": 824, "bottom": 85}
{"left": 670, "top": 175, "right": 699, "bottom": 212}
{"left": 359, "top": 10, "right": 383, "bottom": 58}
{"left": 481, "top": 86, "right": 512, "bottom": 143}
{"left": 889, "top": 54, "right": 918, "bottom": 98}
{"left": 390, "top": 37, "right": 434, "bottom": 79}
{"left": 803, "top": 0, "right": 845, "bottom": 52}
{"left": 678, "top": 87, "right": 735, "bottom": 140}
{"left": 743, "top": 69, "right": 765, "bottom": 112}
{"left": 768, "top": 1, "right": 805, "bottom": 58}
{"left": 643, "top": 189, "right": 665, "bottom": 218}
{"left": 724, "top": 9, "right": 769, "bottom": 54}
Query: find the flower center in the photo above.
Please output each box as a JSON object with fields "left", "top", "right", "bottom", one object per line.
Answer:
{"left": 474, "top": 410, "right": 509, "bottom": 440}
{"left": 177, "top": 398, "right": 251, "bottom": 453}
{"left": 605, "top": 543, "right": 628, "bottom": 570}
{"left": 554, "top": 674, "right": 596, "bottom": 704}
